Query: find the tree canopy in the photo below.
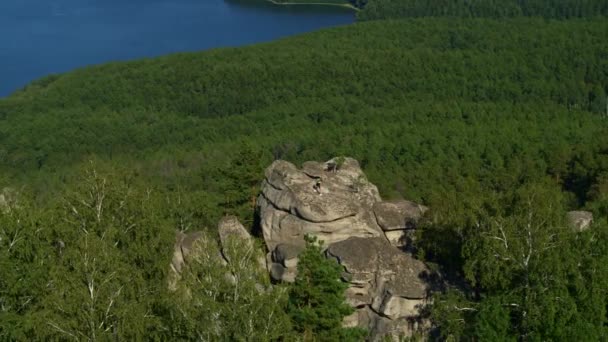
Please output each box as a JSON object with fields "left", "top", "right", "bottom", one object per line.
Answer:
{"left": 0, "top": 11, "right": 607, "bottom": 341}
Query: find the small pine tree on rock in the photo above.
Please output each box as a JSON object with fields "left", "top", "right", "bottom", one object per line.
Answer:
{"left": 287, "top": 235, "right": 366, "bottom": 341}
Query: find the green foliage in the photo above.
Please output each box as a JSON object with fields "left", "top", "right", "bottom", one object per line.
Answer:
{"left": 357, "top": 0, "right": 608, "bottom": 20}
{"left": 0, "top": 191, "right": 53, "bottom": 340}
{"left": 219, "top": 143, "right": 271, "bottom": 227}
{"left": 0, "top": 13, "right": 607, "bottom": 341}
{"left": 0, "top": 166, "right": 178, "bottom": 340}
{"left": 287, "top": 235, "right": 365, "bottom": 341}
{"left": 169, "top": 232, "right": 292, "bottom": 341}
{"left": 473, "top": 297, "right": 515, "bottom": 341}
{"left": 1, "top": 19, "right": 606, "bottom": 217}
{"left": 429, "top": 182, "right": 608, "bottom": 340}
{"left": 334, "top": 156, "right": 346, "bottom": 170}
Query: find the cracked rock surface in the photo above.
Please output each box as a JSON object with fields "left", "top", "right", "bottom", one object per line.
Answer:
{"left": 258, "top": 158, "right": 383, "bottom": 253}
{"left": 257, "top": 158, "right": 432, "bottom": 339}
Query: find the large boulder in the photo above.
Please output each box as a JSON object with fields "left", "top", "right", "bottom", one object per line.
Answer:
{"left": 170, "top": 231, "right": 205, "bottom": 275}
{"left": 218, "top": 215, "right": 253, "bottom": 246}
{"left": 567, "top": 211, "right": 593, "bottom": 232}
{"left": 257, "top": 158, "right": 433, "bottom": 339}
{"left": 373, "top": 200, "right": 428, "bottom": 248}
{"left": 373, "top": 200, "right": 428, "bottom": 231}
{"left": 257, "top": 158, "right": 383, "bottom": 251}
{"left": 0, "top": 188, "right": 17, "bottom": 214}
{"left": 327, "top": 237, "right": 430, "bottom": 338}
{"left": 258, "top": 158, "right": 387, "bottom": 282}
{"left": 168, "top": 230, "right": 206, "bottom": 291}
{"left": 169, "top": 216, "right": 259, "bottom": 287}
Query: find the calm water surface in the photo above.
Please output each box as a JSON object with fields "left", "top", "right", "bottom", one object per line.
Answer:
{"left": 0, "top": 0, "right": 354, "bottom": 97}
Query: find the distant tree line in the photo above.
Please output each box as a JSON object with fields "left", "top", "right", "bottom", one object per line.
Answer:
{"left": 356, "top": 0, "right": 608, "bottom": 20}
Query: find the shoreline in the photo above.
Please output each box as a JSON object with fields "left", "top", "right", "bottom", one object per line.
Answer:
{"left": 265, "top": 0, "right": 359, "bottom": 11}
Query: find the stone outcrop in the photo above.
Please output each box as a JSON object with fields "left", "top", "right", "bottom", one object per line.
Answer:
{"left": 169, "top": 215, "right": 260, "bottom": 288}
{"left": 327, "top": 237, "right": 429, "bottom": 339}
{"left": 165, "top": 157, "right": 596, "bottom": 340}
{"left": 258, "top": 158, "right": 383, "bottom": 253}
{"left": 171, "top": 230, "right": 205, "bottom": 275}
{"left": 373, "top": 200, "right": 428, "bottom": 248}
{"left": 567, "top": 210, "right": 593, "bottom": 232}
{"left": 0, "top": 188, "right": 17, "bottom": 214}
{"left": 218, "top": 215, "right": 253, "bottom": 246}
{"left": 257, "top": 158, "right": 431, "bottom": 339}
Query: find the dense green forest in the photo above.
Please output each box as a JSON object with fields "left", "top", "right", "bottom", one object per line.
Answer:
{"left": 1, "top": 12, "right": 607, "bottom": 342}
{"left": 357, "top": 0, "right": 608, "bottom": 20}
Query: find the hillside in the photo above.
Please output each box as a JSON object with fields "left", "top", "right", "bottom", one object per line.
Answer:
{"left": 1, "top": 19, "right": 607, "bottom": 205}
{"left": 1, "top": 17, "right": 607, "bottom": 340}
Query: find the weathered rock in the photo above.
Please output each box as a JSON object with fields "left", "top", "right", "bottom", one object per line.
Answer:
{"left": 373, "top": 200, "right": 428, "bottom": 231}
{"left": 373, "top": 200, "right": 427, "bottom": 248}
{"left": 171, "top": 231, "right": 205, "bottom": 274}
{"left": 269, "top": 261, "right": 297, "bottom": 283}
{"left": 384, "top": 230, "right": 409, "bottom": 248}
{"left": 567, "top": 211, "right": 593, "bottom": 232}
{"left": 218, "top": 215, "right": 253, "bottom": 247}
{"left": 327, "top": 237, "right": 430, "bottom": 339}
{"left": 266, "top": 243, "right": 304, "bottom": 282}
{"left": 273, "top": 243, "right": 304, "bottom": 268}
{"left": 171, "top": 216, "right": 255, "bottom": 276}
{"left": 0, "top": 188, "right": 17, "bottom": 214}
{"left": 372, "top": 292, "right": 426, "bottom": 320}
{"left": 328, "top": 237, "right": 428, "bottom": 298}
{"left": 217, "top": 215, "right": 267, "bottom": 271}
{"left": 168, "top": 230, "right": 206, "bottom": 291}
{"left": 258, "top": 158, "right": 383, "bottom": 251}
{"left": 170, "top": 216, "right": 267, "bottom": 291}
{"left": 257, "top": 158, "right": 432, "bottom": 339}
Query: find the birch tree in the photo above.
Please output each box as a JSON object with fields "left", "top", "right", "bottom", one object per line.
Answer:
{"left": 171, "top": 231, "right": 292, "bottom": 341}
{"left": 42, "top": 165, "right": 174, "bottom": 341}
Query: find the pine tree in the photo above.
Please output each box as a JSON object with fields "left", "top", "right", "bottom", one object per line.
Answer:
{"left": 220, "top": 143, "right": 269, "bottom": 227}
{"left": 287, "top": 235, "right": 366, "bottom": 341}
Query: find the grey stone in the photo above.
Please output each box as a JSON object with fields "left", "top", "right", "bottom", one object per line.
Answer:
{"left": 0, "top": 188, "right": 17, "bottom": 214}
{"left": 373, "top": 200, "right": 428, "bottom": 231}
{"left": 218, "top": 215, "right": 253, "bottom": 247}
{"left": 273, "top": 243, "right": 304, "bottom": 268}
{"left": 327, "top": 237, "right": 429, "bottom": 300}
{"left": 257, "top": 158, "right": 432, "bottom": 339}
{"left": 269, "top": 262, "right": 296, "bottom": 283}
{"left": 567, "top": 211, "right": 593, "bottom": 232}
{"left": 258, "top": 158, "right": 383, "bottom": 251}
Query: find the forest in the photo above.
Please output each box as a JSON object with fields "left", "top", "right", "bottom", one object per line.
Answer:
{"left": 357, "top": 0, "right": 608, "bottom": 20}
{"left": 1, "top": 7, "right": 607, "bottom": 342}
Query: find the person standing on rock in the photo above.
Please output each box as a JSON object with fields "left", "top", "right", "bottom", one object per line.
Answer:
{"left": 313, "top": 178, "right": 323, "bottom": 195}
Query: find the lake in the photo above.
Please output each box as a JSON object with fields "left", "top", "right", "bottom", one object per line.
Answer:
{"left": 0, "top": 0, "right": 354, "bottom": 97}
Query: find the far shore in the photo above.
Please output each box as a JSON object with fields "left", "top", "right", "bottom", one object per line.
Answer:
{"left": 265, "top": 0, "right": 359, "bottom": 11}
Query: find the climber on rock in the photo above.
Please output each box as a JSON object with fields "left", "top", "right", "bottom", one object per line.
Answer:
{"left": 313, "top": 178, "right": 322, "bottom": 195}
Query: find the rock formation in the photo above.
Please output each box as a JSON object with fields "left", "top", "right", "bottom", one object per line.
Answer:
{"left": 0, "top": 187, "right": 17, "bottom": 214}
{"left": 170, "top": 230, "right": 205, "bottom": 276}
{"left": 257, "top": 157, "right": 431, "bottom": 339}
{"left": 257, "top": 158, "right": 383, "bottom": 253}
{"left": 327, "top": 237, "right": 430, "bottom": 337}
{"left": 169, "top": 215, "right": 261, "bottom": 290}
{"left": 567, "top": 210, "right": 594, "bottom": 232}
{"left": 373, "top": 200, "right": 428, "bottom": 249}
{"left": 166, "top": 157, "right": 598, "bottom": 340}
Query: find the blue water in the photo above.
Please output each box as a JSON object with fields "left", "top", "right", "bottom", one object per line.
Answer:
{"left": 0, "top": 0, "right": 354, "bottom": 97}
